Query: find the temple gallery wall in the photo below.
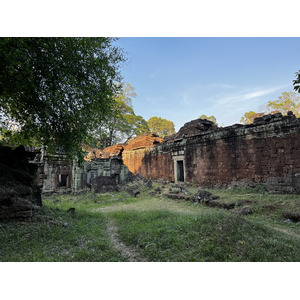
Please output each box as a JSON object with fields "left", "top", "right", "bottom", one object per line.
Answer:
{"left": 36, "top": 112, "right": 300, "bottom": 194}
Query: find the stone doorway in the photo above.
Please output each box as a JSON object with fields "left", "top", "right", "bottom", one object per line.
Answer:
{"left": 177, "top": 160, "right": 184, "bottom": 182}
{"left": 173, "top": 155, "right": 185, "bottom": 183}
{"left": 58, "top": 174, "right": 68, "bottom": 187}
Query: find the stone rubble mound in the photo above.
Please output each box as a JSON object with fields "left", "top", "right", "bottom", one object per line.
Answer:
{"left": 166, "top": 184, "right": 192, "bottom": 200}
{"left": 164, "top": 119, "right": 218, "bottom": 143}
{"left": 252, "top": 111, "right": 296, "bottom": 125}
{"left": 232, "top": 205, "right": 253, "bottom": 215}
{"left": 194, "top": 190, "right": 235, "bottom": 209}
{"left": 194, "top": 190, "right": 220, "bottom": 203}
{"left": 282, "top": 211, "right": 300, "bottom": 223}
{"left": 121, "top": 174, "right": 153, "bottom": 196}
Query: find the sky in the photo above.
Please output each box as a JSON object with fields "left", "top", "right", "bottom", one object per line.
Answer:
{"left": 114, "top": 37, "right": 300, "bottom": 131}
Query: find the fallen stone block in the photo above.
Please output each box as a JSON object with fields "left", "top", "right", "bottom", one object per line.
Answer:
{"left": 166, "top": 194, "right": 192, "bottom": 201}
{"left": 133, "top": 189, "right": 140, "bottom": 197}
{"left": 282, "top": 211, "right": 300, "bottom": 223}
{"left": 232, "top": 206, "right": 253, "bottom": 215}
{"left": 91, "top": 176, "right": 117, "bottom": 193}
{"left": 205, "top": 200, "right": 235, "bottom": 210}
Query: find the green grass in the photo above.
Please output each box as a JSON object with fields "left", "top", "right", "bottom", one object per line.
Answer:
{"left": 108, "top": 209, "right": 300, "bottom": 262}
{"left": 0, "top": 195, "right": 126, "bottom": 262}
{"left": 1, "top": 184, "right": 300, "bottom": 262}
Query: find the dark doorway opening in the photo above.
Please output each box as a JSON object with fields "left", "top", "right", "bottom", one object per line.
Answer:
{"left": 177, "top": 160, "right": 184, "bottom": 182}
{"left": 59, "top": 174, "right": 68, "bottom": 187}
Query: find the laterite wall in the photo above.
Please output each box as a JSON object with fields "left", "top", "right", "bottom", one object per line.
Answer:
{"left": 122, "top": 114, "right": 300, "bottom": 193}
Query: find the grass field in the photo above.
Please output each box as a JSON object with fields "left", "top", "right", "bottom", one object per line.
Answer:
{"left": 1, "top": 182, "right": 299, "bottom": 262}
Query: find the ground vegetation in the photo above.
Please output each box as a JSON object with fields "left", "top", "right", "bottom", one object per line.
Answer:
{"left": 1, "top": 183, "right": 299, "bottom": 262}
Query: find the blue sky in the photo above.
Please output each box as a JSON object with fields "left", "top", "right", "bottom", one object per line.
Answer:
{"left": 115, "top": 37, "right": 300, "bottom": 131}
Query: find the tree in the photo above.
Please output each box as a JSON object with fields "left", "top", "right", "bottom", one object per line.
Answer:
{"left": 0, "top": 37, "right": 125, "bottom": 159}
{"left": 264, "top": 91, "right": 300, "bottom": 117}
{"left": 199, "top": 114, "right": 217, "bottom": 125}
{"left": 147, "top": 116, "right": 176, "bottom": 138}
{"left": 240, "top": 91, "right": 300, "bottom": 124}
{"left": 240, "top": 111, "right": 261, "bottom": 124}
{"left": 87, "top": 83, "right": 150, "bottom": 149}
{"left": 293, "top": 70, "right": 300, "bottom": 93}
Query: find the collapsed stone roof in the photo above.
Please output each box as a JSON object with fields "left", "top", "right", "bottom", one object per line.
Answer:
{"left": 101, "top": 143, "right": 127, "bottom": 158}
{"left": 163, "top": 118, "right": 218, "bottom": 143}
{"left": 126, "top": 133, "right": 163, "bottom": 151}
{"left": 101, "top": 119, "right": 220, "bottom": 158}
{"left": 101, "top": 133, "right": 163, "bottom": 158}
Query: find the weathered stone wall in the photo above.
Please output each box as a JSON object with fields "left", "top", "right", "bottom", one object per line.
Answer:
{"left": 72, "top": 156, "right": 134, "bottom": 193}
{"left": 36, "top": 150, "right": 73, "bottom": 194}
{"left": 0, "top": 146, "right": 41, "bottom": 221}
{"left": 122, "top": 114, "right": 300, "bottom": 193}
{"left": 122, "top": 133, "right": 171, "bottom": 180}
{"left": 183, "top": 118, "right": 300, "bottom": 192}
{"left": 123, "top": 147, "right": 174, "bottom": 182}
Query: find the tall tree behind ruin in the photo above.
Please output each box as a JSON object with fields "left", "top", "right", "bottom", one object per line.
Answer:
{"left": 263, "top": 91, "right": 300, "bottom": 117}
{"left": 147, "top": 116, "right": 176, "bottom": 138}
{"left": 0, "top": 37, "right": 125, "bottom": 160}
{"left": 240, "top": 91, "right": 300, "bottom": 124}
{"left": 87, "top": 83, "right": 150, "bottom": 149}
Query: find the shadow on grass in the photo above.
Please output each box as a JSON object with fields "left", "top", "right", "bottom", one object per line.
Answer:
{"left": 0, "top": 204, "right": 126, "bottom": 262}
{"left": 109, "top": 209, "right": 300, "bottom": 262}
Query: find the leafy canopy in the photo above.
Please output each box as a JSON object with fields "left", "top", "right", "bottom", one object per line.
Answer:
{"left": 147, "top": 116, "right": 176, "bottom": 138}
{"left": 199, "top": 114, "right": 217, "bottom": 125}
{"left": 0, "top": 37, "right": 125, "bottom": 159}
{"left": 240, "top": 111, "right": 261, "bottom": 124}
{"left": 264, "top": 91, "right": 300, "bottom": 117}
{"left": 293, "top": 70, "right": 300, "bottom": 93}
{"left": 86, "top": 83, "right": 149, "bottom": 149}
{"left": 240, "top": 91, "right": 300, "bottom": 124}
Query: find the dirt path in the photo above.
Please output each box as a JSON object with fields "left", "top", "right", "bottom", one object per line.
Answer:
{"left": 267, "top": 225, "right": 300, "bottom": 239}
{"left": 106, "top": 218, "right": 147, "bottom": 262}
{"left": 95, "top": 196, "right": 202, "bottom": 215}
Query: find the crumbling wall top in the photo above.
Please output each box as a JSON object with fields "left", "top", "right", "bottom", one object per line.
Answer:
{"left": 101, "top": 143, "right": 127, "bottom": 158}
{"left": 125, "top": 133, "right": 163, "bottom": 151}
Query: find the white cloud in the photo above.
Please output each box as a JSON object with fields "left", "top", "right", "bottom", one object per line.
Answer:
{"left": 149, "top": 68, "right": 160, "bottom": 79}
{"left": 217, "top": 83, "right": 290, "bottom": 105}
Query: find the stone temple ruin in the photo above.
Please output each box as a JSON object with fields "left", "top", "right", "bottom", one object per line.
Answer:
{"left": 34, "top": 112, "right": 300, "bottom": 194}
{"left": 1, "top": 112, "right": 300, "bottom": 221}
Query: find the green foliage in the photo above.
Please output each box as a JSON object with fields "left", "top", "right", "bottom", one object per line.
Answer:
{"left": 0, "top": 37, "right": 125, "bottom": 159}
{"left": 240, "top": 111, "right": 258, "bottom": 124}
{"left": 147, "top": 116, "right": 176, "bottom": 138}
{"left": 240, "top": 91, "right": 300, "bottom": 124}
{"left": 88, "top": 83, "right": 150, "bottom": 148}
{"left": 293, "top": 70, "right": 300, "bottom": 93}
{"left": 199, "top": 114, "right": 217, "bottom": 124}
{"left": 265, "top": 91, "right": 300, "bottom": 117}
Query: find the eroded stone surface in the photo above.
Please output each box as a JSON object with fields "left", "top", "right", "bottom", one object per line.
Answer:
{"left": 91, "top": 176, "right": 117, "bottom": 193}
{"left": 0, "top": 146, "right": 41, "bottom": 221}
{"left": 121, "top": 114, "right": 300, "bottom": 193}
